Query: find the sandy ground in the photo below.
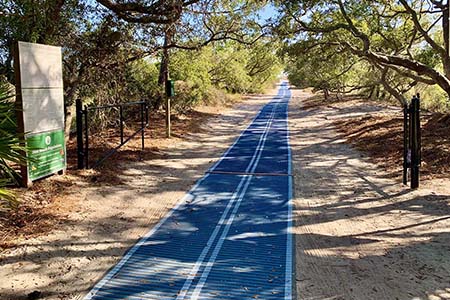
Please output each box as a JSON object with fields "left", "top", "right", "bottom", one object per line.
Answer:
{"left": 0, "top": 93, "right": 275, "bottom": 300}
{"left": 289, "top": 89, "right": 450, "bottom": 300}
{"left": 2, "top": 87, "right": 450, "bottom": 300}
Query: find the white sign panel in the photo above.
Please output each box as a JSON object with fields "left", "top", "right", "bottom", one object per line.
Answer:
{"left": 15, "top": 41, "right": 66, "bottom": 184}
{"left": 18, "top": 42, "right": 63, "bottom": 88}
{"left": 21, "top": 87, "right": 64, "bottom": 133}
{"left": 17, "top": 41, "right": 64, "bottom": 135}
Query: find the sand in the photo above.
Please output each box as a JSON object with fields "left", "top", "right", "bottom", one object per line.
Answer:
{"left": 289, "top": 89, "right": 450, "bottom": 300}
{"left": 0, "top": 93, "right": 274, "bottom": 300}
{"left": 1, "top": 87, "right": 450, "bottom": 300}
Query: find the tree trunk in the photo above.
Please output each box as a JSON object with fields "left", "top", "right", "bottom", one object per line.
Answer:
{"left": 364, "top": 51, "right": 450, "bottom": 99}
{"left": 64, "top": 103, "right": 75, "bottom": 143}
{"left": 158, "top": 46, "right": 169, "bottom": 87}
{"left": 323, "top": 88, "right": 330, "bottom": 100}
{"left": 63, "top": 83, "right": 79, "bottom": 143}
{"left": 442, "top": 3, "right": 450, "bottom": 78}
{"left": 154, "top": 26, "right": 173, "bottom": 110}
{"left": 368, "top": 85, "right": 375, "bottom": 100}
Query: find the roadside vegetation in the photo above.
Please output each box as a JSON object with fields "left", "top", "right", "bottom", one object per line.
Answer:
{"left": 2, "top": 2, "right": 450, "bottom": 298}
{"left": 0, "top": 81, "right": 27, "bottom": 209}
{"left": 1, "top": 0, "right": 282, "bottom": 136}
{"left": 1, "top": 0, "right": 450, "bottom": 227}
{"left": 279, "top": 0, "right": 450, "bottom": 112}
{"left": 277, "top": 0, "right": 450, "bottom": 186}
{"left": 0, "top": 0, "right": 282, "bottom": 209}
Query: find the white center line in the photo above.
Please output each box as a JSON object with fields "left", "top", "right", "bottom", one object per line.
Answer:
{"left": 189, "top": 88, "right": 288, "bottom": 299}
{"left": 176, "top": 93, "right": 282, "bottom": 300}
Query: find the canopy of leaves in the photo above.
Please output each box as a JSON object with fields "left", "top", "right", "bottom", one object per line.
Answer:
{"left": 275, "top": 0, "right": 450, "bottom": 108}
{"left": 0, "top": 0, "right": 285, "bottom": 204}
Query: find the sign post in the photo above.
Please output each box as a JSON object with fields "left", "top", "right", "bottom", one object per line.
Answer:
{"left": 14, "top": 41, "right": 66, "bottom": 187}
{"left": 165, "top": 79, "right": 175, "bottom": 138}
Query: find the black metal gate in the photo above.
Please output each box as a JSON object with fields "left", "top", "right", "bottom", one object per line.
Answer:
{"left": 76, "top": 99, "right": 149, "bottom": 169}
{"left": 403, "top": 95, "right": 421, "bottom": 189}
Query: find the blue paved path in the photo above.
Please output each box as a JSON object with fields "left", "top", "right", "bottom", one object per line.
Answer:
{"left": 85, "top": 82, "right": 293, "bottom": 300}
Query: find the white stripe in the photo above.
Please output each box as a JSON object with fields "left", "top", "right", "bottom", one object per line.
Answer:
{"left": 85, "top": 85, "right": 285, "bottom": 300}
{"left": 189, "top": 176, "right": 253, "bottom": 300}
{"left": 207, "top": 85, "right": 286, "bottom": 172}
{"left": 189, "top": 95, "right": 283, "bottom": 299}
{"left": 284, "top": 85, "right": 294, "bottom": 300}
{"left": 84, "top": 173, "right": 211, "bottom": 300}
{"left": 177, "top": 93, "right": 281, "bottom": 300}
{"left": 175, "top": 176, "right": 247, "bottom": 300}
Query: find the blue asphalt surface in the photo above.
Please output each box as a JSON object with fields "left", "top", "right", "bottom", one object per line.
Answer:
{"left": 85, "top": 82, "right": 293, "bottom": 300}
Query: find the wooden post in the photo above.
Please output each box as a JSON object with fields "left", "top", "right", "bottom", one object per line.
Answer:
{"left": 76, "top": 98, "right": 84, "bottom": 169}
{"left": 159, "top": 25, "right": 174, "bottom": 139}
{"left": 166, "top": 96, "right": 171, "bottom": 138}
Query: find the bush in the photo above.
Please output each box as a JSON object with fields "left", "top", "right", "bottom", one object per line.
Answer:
{"left": 0, "top": 80, "right": 27, "bottom": 210}
{"left": 171, "top": 80, "right": 201, "bottom": 113}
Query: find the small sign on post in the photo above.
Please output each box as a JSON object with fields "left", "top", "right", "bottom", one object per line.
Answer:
{"left": 166, "top": 79, "right": 175, "bottom": 98}
{"left": 14, "top": 41, "right": 66, "bottom": 187}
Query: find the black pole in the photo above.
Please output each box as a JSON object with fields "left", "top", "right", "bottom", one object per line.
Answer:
{"left": 119, "top": 105, "right": 124, "bottom": 145}
{"left": 141, "top": 103, "right": 145, "bottom": 151}
{"left": 402, "top": 103, "right": 408, "bottom": 185}
{"left": 76, "top": 99, "right": 84, "bottom": 169}
{"left": 145, "top": 103, "right": 149, "bottom": 127}
{"left": 84, "top": 106, "right": 89, "bottom": 169}
{"left": 410, "top": 95, "right": 420, "bottom": 189}
{"left": 417, "top": 95, "right": 422, "bottom": 169}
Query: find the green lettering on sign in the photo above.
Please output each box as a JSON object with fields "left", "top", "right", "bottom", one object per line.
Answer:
{"left": 26, "top": 130, "right": 66, "bottom": 181}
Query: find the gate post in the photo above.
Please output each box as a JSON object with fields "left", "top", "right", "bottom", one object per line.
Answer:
{"left": 410, "top": 95, "right": 421, "bottom": 189}
{"left": 76, "top": 98, "right": 84, "bottom": 169}
{"left": 141, "top": 102, "right": 145, "bottom": 151}
{"left": 402, "top": 103, "right": 409, "bottom": 185}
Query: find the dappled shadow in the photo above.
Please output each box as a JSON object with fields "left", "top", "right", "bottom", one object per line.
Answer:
{"left": 290, "top": 92, "right": 450, "bottom": 300}
{"left": 295, "top": 190, "right": 450, "bottom": 233}
{"left": 0, "top": 93, "right": 281, "bottom": 299}
{"left": 2, "top": 96, "right": 269, "bottom": 240}
{"left": 71, "top": 175, "right": 291, "bottom": 299}
{"left": 300, "top": 93, "right": 377, "bottom": 111}
{"left": 1, "top": 177, "right": 291, "bottom": 298}
{"left": 299, "top": 92, "right": 450, "bottom": 180}
{"left": 295, "top": 229, "right": 450, "bottom": 300}
{"left": 333, "top": 107, "right": 450, "bottom": 180}
{"left": 65, "top": 109, "right": 222, "bottom": 171}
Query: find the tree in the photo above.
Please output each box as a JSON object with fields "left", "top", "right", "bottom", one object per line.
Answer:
{"left": 1, "top": 0, "right": 147, "bottom": 137}
{"left": 208, "top": 40, "right": 282, "bottom": 93}
{"left": 1, "top": 0, "right": 280, "bottom": 140}
{"left": 95, "top": 0, "right": 200, "bottom": 24}
{"left": 62, "top": 15, "right": 143, "bottom": 135}
{"left": 275, "top": 0, "right": 450, "bottom": 103}
{"left": 0, "top": 0, "right": 78, "bottom": 81}
{"left": 98, "top": 0, "right": 269, "bottom": 108}
{"left": 283, "top": 40, "right": 364, "bottom": 99}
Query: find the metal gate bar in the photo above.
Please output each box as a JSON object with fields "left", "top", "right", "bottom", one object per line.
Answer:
{"left": 76, "top": 100, "right": 149, "bottom": 169}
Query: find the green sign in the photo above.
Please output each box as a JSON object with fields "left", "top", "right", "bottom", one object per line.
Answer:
{"left": 166, "top": 79, "right": 175, "bottom": 97}
{"left": 15, "top": 42, "right": 66, "bottom": 185}
{"left": 26, "top": 130, "right": 66, "bottom": 181}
